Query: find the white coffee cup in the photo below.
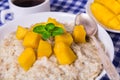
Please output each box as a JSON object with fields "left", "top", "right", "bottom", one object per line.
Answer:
{"left": 1, "top": 0, "right": 50, "bottom": 23}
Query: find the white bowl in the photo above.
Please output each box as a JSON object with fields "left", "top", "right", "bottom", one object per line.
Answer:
{"left": 86, "top": 0, "right": 120, "bottom": 33}
{"left": 0, "top": 12, "right": 114, "bottom": 80}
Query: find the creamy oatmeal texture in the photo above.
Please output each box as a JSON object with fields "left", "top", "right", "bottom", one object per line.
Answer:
{"left": 0, "top": 24, "right": 103, "bottom": 80}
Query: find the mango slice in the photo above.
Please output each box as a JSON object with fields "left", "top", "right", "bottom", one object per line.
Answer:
{"left": 118, "top": 0, "right": 120, "bottom": 3}
{"left": 16, "top": 26, "right": 28, "bottom": 40}
{"left": 54, "top": 42, "right": 77, "bottom": 65}
{"left": 95, "top": 0, "right": 120, "bottom": 15}
{"left": 18, "top": 48, "right": 36, "bottom": 71}
{"left": 90, "top": 1, "right": 120, "bottom": 30}
{"left": 55, "top": 32, "right": 73, "bottom": 46}
{"left": 37, "top": 39, "right": 52, "bottom": 58}
{"left": 23, "top": 31, "right": 41, "bottom": 48}
{"left": 117, "top": 15, "right": 120, "bottom": 21}
{"left": 90, "top": 2, "right": 114, "bottom": 26}
{"left": 108, "top": 17, "right": 120, "bottom": 30}
{"left": 73, "top": 25, "right": 86, "bottom": 43}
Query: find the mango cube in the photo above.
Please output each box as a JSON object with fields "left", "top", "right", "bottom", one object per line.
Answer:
{"left": 23, "top": 31, "right": 41, "bottom": 48}
{"left": 55, "top": 23, "right": 66, "bottom": 32}
{"left": 55, "top": 32, "right": 73, "bottom": 46}
{"left": 47, "top": 17, "right": 58, "bottom": 24}
{"left": 16, "top": 26, "right": 28, "bottom": 40}
{"left": 18, "top": 48, "right": 36, "bottom": 71}
{"left": 54, "top": 42, "right": 77, "bottom": 65}
{"left": 47, "top": 17, "right": 66, "bottom": 32}
{"left": 73, "top": 25, "right": 86, "bottom": 43}
{"left": 37, "top": 39, "right": 52, "bottom": 58}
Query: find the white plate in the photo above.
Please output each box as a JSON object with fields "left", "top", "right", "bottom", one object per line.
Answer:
{"left": 86, "top": 0, "right": 120, "bottom": 33}
{"left": 0, "top": 12, "right": 114, "bottom": 80}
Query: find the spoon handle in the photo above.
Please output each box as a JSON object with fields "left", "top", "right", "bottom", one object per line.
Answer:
{"left": 91, "top": 36, "right": 120, "bottom": 80}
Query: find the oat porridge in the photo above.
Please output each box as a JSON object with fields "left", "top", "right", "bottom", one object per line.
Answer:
{"left": 0, "top": 18, "right": 103, "bottom": 80}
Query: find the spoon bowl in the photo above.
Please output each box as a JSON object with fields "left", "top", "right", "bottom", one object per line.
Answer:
{"left": 75, "top": 13, "right": 97, "bottom": 36}
{"left": 75, "top": 13, "right": 120, "bottom": 80}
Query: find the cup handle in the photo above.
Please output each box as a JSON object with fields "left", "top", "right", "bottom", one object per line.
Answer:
{"left": 1, "top": 9, "right": 13, "bottom": 23}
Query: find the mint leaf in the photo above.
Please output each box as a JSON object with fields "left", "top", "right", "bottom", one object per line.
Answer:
{"left": 45, "top": 23, "right": 55, "bottom": 31}
{"left": 33, "top": 25, "right": 46, "bottom": 34}
{"left": 33, "top": 23, "right": 64, "bottom": 40}
{"left": 51, "top": 27, "right": 64, "bottom": 36}
{"left": 41, "top": 31, "right": 51, "bottom": 40}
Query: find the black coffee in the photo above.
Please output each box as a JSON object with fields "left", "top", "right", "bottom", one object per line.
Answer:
{"left": 13, "top": 0, "right": 45, "bottom": 7}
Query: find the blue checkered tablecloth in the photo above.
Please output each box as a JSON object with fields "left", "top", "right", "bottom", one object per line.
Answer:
{"left": 0, "top": 0, "right": 120, "bottom": 80}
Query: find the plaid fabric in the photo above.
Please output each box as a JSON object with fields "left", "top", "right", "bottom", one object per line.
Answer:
{"left": 0, "top": 0, "right": 13, "bottom": 26}
{"left": 0, "top": 0, "right": 120, "bottom": 80}
{"left": 50, "top": 0, "right": 87, "bottom": 14}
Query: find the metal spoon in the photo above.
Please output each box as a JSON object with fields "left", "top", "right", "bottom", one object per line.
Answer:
{"left": 75, "top": 13, "right": 120, "bottom": 80}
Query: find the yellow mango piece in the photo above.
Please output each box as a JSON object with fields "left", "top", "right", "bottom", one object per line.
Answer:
{"left": 18, "top": 48, "right": 36, "bottom": 71}
{"left": 90, "top": 2, "right": 114, "bottom": 26}
{"left": 73, "top": 25, "right": 86, "bottom": 43}
{"left": 47, "top": 17, "right": 66, "bottom": 32}
{"left": 37, "top": 39, "right": 52, "bottom": 58}
{"left": 55, "top": 23, "right": 66, "bottom": 32}
{"left": 55, "top": 32, "right": 73, "bottom": 46}
{"left": 54, "top": 42, "right": 77, "bottom": 65}
{"left": 47, "top": 17, "right": 58, "bottom": 24}
{"left": 95, "top": 0, "right": 112, "bottom": 3}
{"left": 95, "top": 0, "right": 120, "bottom": 14}
{"left": 108, "top": 17, "right": 120, "bottom": 30}
{"left": 117, "top": 15, "right": 120, "bottom": 21}
{"left": 23, "top": 31, "right": 41, "bottom": 48}
{"left": 115, "top": 25, "right": 120, "bottom": 30}
{"left": 118, "top": 0, "right": 120, "bottom": 3}
{"left": 16, "top": 26, "right": 28, "bottom": 40}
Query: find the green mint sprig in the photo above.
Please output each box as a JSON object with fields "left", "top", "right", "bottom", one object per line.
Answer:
{"left": 33, "top": 23, "right": 64, "bottom": 40}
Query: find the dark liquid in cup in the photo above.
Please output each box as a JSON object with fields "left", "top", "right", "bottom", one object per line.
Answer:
{"left": 13, "top": 0, "right": 45, "bottom": 7}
